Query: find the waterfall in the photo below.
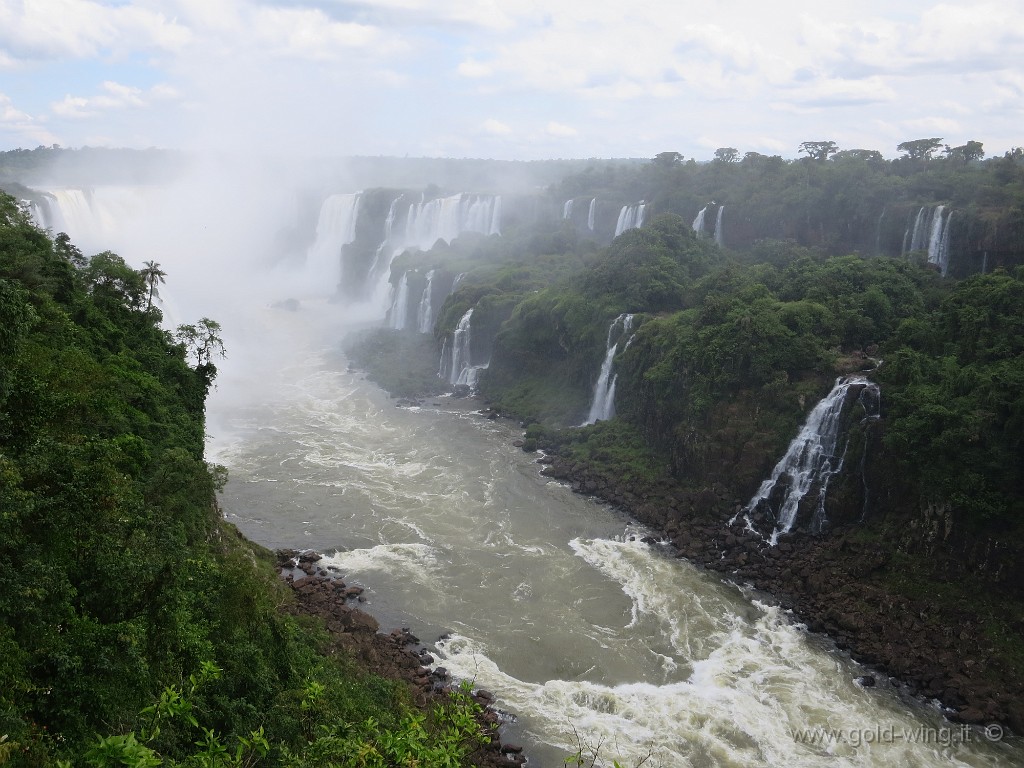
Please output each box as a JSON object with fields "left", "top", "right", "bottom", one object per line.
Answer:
{"left": 874, "top": 207, "right": 886, "bottom": 255}
{"left": 20, "top": 199, "right": 46, "bottom": 229}
{"left": 363, "top": 192, "right": 501, "bottom": 319}
{"left": 583, "top": 314, "right": 634, "bottom": 425}
{"left": 307, "top": 192, "right": 361, "bottom": 290}
{"left": 901, "top": 205, "right": 953, "bottom": 275}
{"left": 904, "top": 207, "right": 927, "bottom": 254}
{"left": 927, "top": 207, "right": 953, "bottom": 276}
{"left": 401, "top": 193, "right": 501, "bottom": 251}
{"left": 587, "top": 198, "right": 596, "bottom": 231}
{"left": 614, "top": 203, "right": 645, "bottom": 237}
{"left": 692, "top": 206, "right": 708, "bottom": 236}
{"left": 563, "top": 199, "right": 574, "bottom": 220}
{"left": 367, "top": 195, "right": 403, "bottom": 285}
{"left": 713, "top": 206, "right": 725, "bottom": 247}
{"left": 389, "top": 272, "right": 410, "bottom": 330}
{"left": 417, "top": 270, "right": 436, "bottom": 334}
{"left": 744, "top": 375, "right": 881, "bottom": 544}
{"left": 443, "top": 308, "right": 488, "bottom": 388}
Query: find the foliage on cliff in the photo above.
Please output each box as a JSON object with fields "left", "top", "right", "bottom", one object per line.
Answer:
{"left": 0, "top": 193, "right": 488, "bottom": 766}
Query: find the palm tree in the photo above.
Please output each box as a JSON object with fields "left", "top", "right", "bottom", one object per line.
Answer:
{"left": 139, "top": 260, "right": 167, "bottom": 310}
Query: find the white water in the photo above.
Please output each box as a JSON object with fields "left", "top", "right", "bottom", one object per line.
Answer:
{"left": 564, "top": 199, "right": 575, "bottom": 220}
{"left": 440, "top": 307, "right": 487, "bottom": 388}
{"left": 583, "top": 313, "right": 634, "bottom": 425}
{"left": 905, "top": 205, "right": 952, "bottom": 275}
{"left": 714, "top": 206, "right": 725, "bottom": 247}
{"left": 306, "top": 192, "right": 361, "bottom": 291}
{"left": 388, "top": 272, "right": 410, "bottom": 330}
{"left": 416, "top": 269, "right": 436, "bottom": 334}
{"left": 615, "top": 203, "right": 645, "bottom": 237}
{"left": 744, "top": 376, "right": 880, "bottom": 543}
{"left": 693, "top": 205, "right": 708, "bottom": 236}
{"left": 32, "top": 182, "right": 1021, "bottom": 767}
{"left": 588, "top": 197, "right": 597, "bottom": 231}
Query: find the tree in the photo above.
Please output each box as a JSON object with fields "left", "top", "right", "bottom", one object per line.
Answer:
{"left": 139, "top": 260, "right": 167, "bottom": 310}
{"left": 175, "top": 317, "right": 226, "bottom": 367}
{"left": 944, "top": 140, "right": 985, "bottom": 162}
{"left": 714, "top": 147, "right": 739, "bottom": 163}
{"left": 798, "top": 141, "right": 839, "bottom": 161}
{"left": 832, "top": 149, "right": 884, "bottom": 163}
{"left": 897, "top": 138, "right": 944, "bottom": 160}
{"left": 652, "top": 151, "right": 683, "bottom": 168}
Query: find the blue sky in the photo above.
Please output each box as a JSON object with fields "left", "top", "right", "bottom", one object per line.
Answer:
{"left": 1, "top": 0, "right": 1022, "bottom": 160}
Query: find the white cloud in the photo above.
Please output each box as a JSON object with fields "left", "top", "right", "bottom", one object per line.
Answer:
{"left": 482, "top": 118, "right": 512, "bottom": 136}
{"left": 51, "top": 81, "right": 177, "bottom": 119}
{"left": 457, "top": 59, "right": 492, "bottom": 78}
{"left": 0, "top": 0, "right": 191, "bottom": 61}
{"left": 0, "top": 93, "right": 59, "bottom": 146}
{"left": 546, "top": 121, "right": 577, "bottom": 137}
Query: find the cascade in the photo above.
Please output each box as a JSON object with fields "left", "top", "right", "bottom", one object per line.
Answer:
{"left": 442, "top": 308, "right": 487, "bottom": 388}
{"left": 927, "top": 207, "right": 952, "bottom": 276}
{"left": 692, "top": 206, "right": 707, "bottom": 236}
{"left": 417, "top": 270, "right": 436, "bottom": 334}
{"left": 367, "top": 195, "right": 404, "bottom": 285}
{"left": 743, "top": 375, "right": 881, "bottom": 544}
{"left": 587, "top": 197, "right": 596, "bottom": 230}
{"left": 563, "top": 199, "right": 574, "bottom": 219}
{"left": 307, "top": 192, "right": 361, "bottom": 291}
{"left": 389, "top": 272, "right": 410, "bottom": 330}
{"left": 614, "top": 203, "right": 645, "bottom": 237}
{"left": 874, "top": 208, "right": 886, "bottom": 254}
{"left": 904, "top": 207, "right": 928, "bottom": 253}
{"left": 713, "top": 206, "right": 725, "bottom": 247}
{"left": 20, "top": 199, "right": 46, "bottom": 229}
{"left": 368, "top": 193, "right": 501, "bottom": 318}
{"left": 583, "top": 314, "right": 634, "bottom": 425}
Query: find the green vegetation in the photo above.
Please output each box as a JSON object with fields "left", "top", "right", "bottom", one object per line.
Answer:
{"left": 0, "top": 192, "right": 490, "bottom": 766}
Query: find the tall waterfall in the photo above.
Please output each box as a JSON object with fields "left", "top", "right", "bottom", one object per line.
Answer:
{"left": 743, "top": 375, "right": 881, "bottom": 544}
{"left": 441, "top": 308, "right": 487, "bottom": 388}
{"left": 562, "top": 199, "right": 574, "bottom": 219}
{"left": 402, "top": 193, "right": 501, "bottom": 252}
{"left": 614, "top": 203, "right": 645, "bottom": 237}
{"left": 416, "top": 270, "right": 436, "bottom": 334}
{"left": 903, "top": 205, "right": 953, "bottom": 275}
{"left": 692, "top": 206, "right": 708, "bottom": 236}
{"left": 587, "top": 198, "right": 596, "bottom": 230}
{"left": 389, "top": 272, "right": 410, "bottom": 330}
{"left": 583, "top": 314, "right": 634, "bottom": 425}
{"left": 376, "top": 193, "right": 501, "bottom": 314}
{"left": 713, "top": 206, "right": 725, "bottom": 247}
{"left": 927, "top": 207, "right": 951, "bottom": 276}
{"left": 307, "top": 192, "right": 361, "bottom": 290}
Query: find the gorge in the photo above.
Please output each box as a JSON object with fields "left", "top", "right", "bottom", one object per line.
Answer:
{"left": 3, "top": 147, "right": 1024, "bottom": 766}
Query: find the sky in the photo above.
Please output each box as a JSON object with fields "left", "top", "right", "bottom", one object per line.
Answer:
{"left": 1, "top": 0, "right": 1023, "bottom": 161}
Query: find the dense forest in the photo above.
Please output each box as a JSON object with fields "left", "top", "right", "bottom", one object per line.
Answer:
{"left": 0, "top": 193, "right": 492, "bottom": 766}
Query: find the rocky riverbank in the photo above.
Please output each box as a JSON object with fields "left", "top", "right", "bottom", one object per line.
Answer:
{"left": 275, "top": 550, "right": 526, "bottom": 767}
{"left": 535, "top": 452, "right": 1024, "bottom": 737}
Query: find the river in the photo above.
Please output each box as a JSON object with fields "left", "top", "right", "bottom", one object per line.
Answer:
{"left": 205, "top": 299, "right": 1016, "bottom": 768}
